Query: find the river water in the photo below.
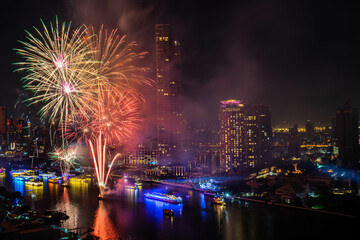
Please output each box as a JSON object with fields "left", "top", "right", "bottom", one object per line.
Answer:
{"left": 0, "top": 174, "right": 357, "bottom": 240}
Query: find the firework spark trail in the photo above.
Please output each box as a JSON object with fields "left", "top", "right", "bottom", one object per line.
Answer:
{"left": 65, "top": 90, "right": 141, "bottom": 196}
{"left": 49, "top": 146, "right": 80, "bottom": 182}
{"left": 84, "top": 26, "right": 150, "bottom": 196}
{"left": 65, "top": 90, "right": 141, "bottom": 144}
{"left": 14, "top": 17, "right": 97, "bottom": 180}
{"left": 16, "top": 19, "right": 150, "bottom": 196}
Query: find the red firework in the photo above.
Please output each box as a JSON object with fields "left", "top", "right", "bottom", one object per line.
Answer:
{"left": 65, "top": 90, "right": 141, "bottom": 145}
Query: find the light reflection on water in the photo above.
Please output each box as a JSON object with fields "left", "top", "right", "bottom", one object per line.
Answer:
{"left": 0, "top": 176, "right": 5, "bottom": 186}
{"left": 1, "top": 173, "right": 358, "bottom": 240}
{"left": 25, "top": 185, "right": 43, "bottom": 200}
{"left": 144, "top": 198, "right": 183, "bottom": 222}
{"left": 94, "top": 201, "right": 119, "bottom": 240}
{"left": 13, "top": 179, "right": 25, "bottom": 196}
{"left": 56, "top": 187, "right": 80, "bottom": 230}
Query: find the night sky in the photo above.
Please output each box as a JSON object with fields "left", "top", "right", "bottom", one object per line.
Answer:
{"left": 1, "top": 0, "right": 360, "bottom": 128}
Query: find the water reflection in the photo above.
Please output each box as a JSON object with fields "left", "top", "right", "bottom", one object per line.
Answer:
{"left": 94, "top": 201, "right": 119, "bottom": 240}
{"left": 124, "top": 187, "right": 139, "bottom": 208}
{"left": 213, "top": 204, "right": 227, "bottom": 233}
{"left": 144, "top": 198, "right": 183, "bottom": 223}
{"left": 13, "top": 179, "right": 25, "bottom": 196}
{"left": 48, "top": 182, "right": 59, "bottom": 199}
{"left": 56, "top": 188, "right": 80, "bottom": 230}
{"left": 25, "top": 185, "right": 43, "bottom": 200}
{"left": 69, "top": 179, "right": 90, "bottom": 200}
{"left": 0, "top": 175, "right": 5, "bottom": 186}
{"left": 200, "top": 194, "right": 207, "bottom": 221}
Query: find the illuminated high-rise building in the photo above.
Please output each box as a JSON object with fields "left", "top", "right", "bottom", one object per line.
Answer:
{"left": 219, "top": 100, "right": 272, "bottom": 174}
{"left": 155, "top": 24, "right": 182, "bottom": 164}
{"left": 219, "top": 100, "right": 245, "bottom": 173}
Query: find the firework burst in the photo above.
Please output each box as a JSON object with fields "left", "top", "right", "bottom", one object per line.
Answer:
{"left": 85, "top": 25, "right": 151, "bottom": 97}
{"left": 66, "top": 90, "right": 141, "bottom": 144}
{"left": 15, "top": 17, "right": 97, "bottom": 122}
{"left": 49, "top": 146, "right": 80, "bottom": 184}
{"left": 16, "top": 19, "right": 150, "bottom": 197}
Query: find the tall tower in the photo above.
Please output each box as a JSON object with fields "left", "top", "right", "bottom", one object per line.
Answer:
{"left": 255, "top": 104, "right": 272, "bottom": 165}
{"left": 335, "top": 101, "right": 359, "bottom": 169}
{"left": 155, "top": 24, "right": 182, "bottom": 164}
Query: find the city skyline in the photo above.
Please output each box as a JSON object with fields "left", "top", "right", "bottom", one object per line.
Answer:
{"left": 0, "top": 1, "right": 359, "bottom": 237}
{"left": 1, "top": 0, "right": 360, "bottom": 128}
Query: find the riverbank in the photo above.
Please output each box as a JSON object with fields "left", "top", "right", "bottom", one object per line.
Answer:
{"left": 139, "top": 178, "right": 359, "bottom": 219}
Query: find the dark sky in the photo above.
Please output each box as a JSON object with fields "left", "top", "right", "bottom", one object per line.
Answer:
{"left": 1, "top": 0, "right": 360, "bottom": 128}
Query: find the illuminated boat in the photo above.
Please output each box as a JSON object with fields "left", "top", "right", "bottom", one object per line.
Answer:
{"left": 48, "top": 177, "right": 61, "bottom": 183}
{"left": 10, "top": 169, "right": 27, "bottom": 177}
{"left": 135, "top": 181, "right": 142, "bottom": 187}
{"left": 163, "top": 209, "right": 174, "bottom": 216}
{"left": 211, "top": 197, "right": 226, "bottom": 206}
{"left": 26, "top": 169, "right": 35, "bottom": 175}
{"left": 25, "top": 181, "right": 43, "bottom": 186}
{"left": 14, "top": 175, "right": 36, "bottom": 181}
{"left": 125, "top": 185, "right": 138, "bottom": 190}
{"left": 39, "top": 172, "right": 56, "bottom": 179}
{"left": 144, "top": 192, "right": 183, "bottom": 204}
{"left": 0, "top": 168, "right": 5, "bottom": 176}
{"left": 70, "top": 177, "right": 89, "bottom": 184}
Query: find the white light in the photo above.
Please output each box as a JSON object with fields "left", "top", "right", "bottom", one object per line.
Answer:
{"left": 63, "top": 83, "right": 73, "bottom": 94}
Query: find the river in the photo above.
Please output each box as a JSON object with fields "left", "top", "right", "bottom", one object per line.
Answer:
{"left": 0, "top": 174, "right": 358, "bottom": 240}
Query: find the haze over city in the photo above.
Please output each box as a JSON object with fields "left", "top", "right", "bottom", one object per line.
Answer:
{"left": 1, "top": 0, "right": 359, "bottom": 128}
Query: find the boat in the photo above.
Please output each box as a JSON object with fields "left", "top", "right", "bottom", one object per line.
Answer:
{"left": 144, "top": 192, "right": 183, "bottom": 204}
{"left": 125, "top": 185, "right": 138, "bottom": 190}
{"left": 25, "top": 181, "right": 43, "bottom": 187}
{"left": 135, "top": 181, "right": 142, "bottom": 187}
{"left": 0, "top": 168, "right": 5, "bottom": 176}
{"left": 163, "top": 209, "right": 174, "bottom": 216}
{"left": 39, "top": 172, "right": 56, "bottom": 179}
{"left": 211, "top": 197, "right": 226, "bottom": 206}
{"left": 48, "top": 177, "right": 61, "bottom": 183}
{"left": 10, "top": 169, "right": 27, "bottom": 177}
{"left": 44, "top": 210, "right": 69, "bottom": 221}
{"left": 70, "top": 177, "right": 89, "bottom": 184}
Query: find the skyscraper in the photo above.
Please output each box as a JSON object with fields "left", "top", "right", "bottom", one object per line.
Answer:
{"left": 305, "top": 120, "right": 315, "bottom": 143}
{"left": 335, "top": 101, "right": 359, "bottom": 169}
{"left": 219, "top": 100, "right": 272, "bottom": 174}
{"left": 155, "top": 24, "right": 182, "bottom": 164}
{"left": 288, "top": 124, "right": 301, "bottom": 159}
{"left": 255, "top": 104, "right": 272, "bottom": 165}
{"left": 219, "top": 100, "right": 244, "bottom": 173}
{"left": 0, "top": 106, "right": 6, "bottom": 148}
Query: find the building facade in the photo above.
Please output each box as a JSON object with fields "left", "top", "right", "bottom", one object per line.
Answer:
{"left": 335, "top": 102, "right": 359, "bottom": 169}
{"left": 219, "top": 100, "right": 272, "bottom": 174}
{"left": 155, "top": 24, "right": 182, "bottom": 164}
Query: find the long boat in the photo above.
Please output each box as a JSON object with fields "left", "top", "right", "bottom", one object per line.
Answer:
{"left": 25, "top": 181, "right": 43, "bottom": 187}
{"left": 144, "top": 192, "right": 183, "bottom": 204}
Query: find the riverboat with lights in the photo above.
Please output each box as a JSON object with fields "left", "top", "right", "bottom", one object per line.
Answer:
{"left": 211, "top": 197, "right": 226, "bottom": 206}
{"left": 25, "top": 180, "right": 43, "bottom": 187}
{"left": 144, "top": 192, "right": 183, "bottom": 204}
